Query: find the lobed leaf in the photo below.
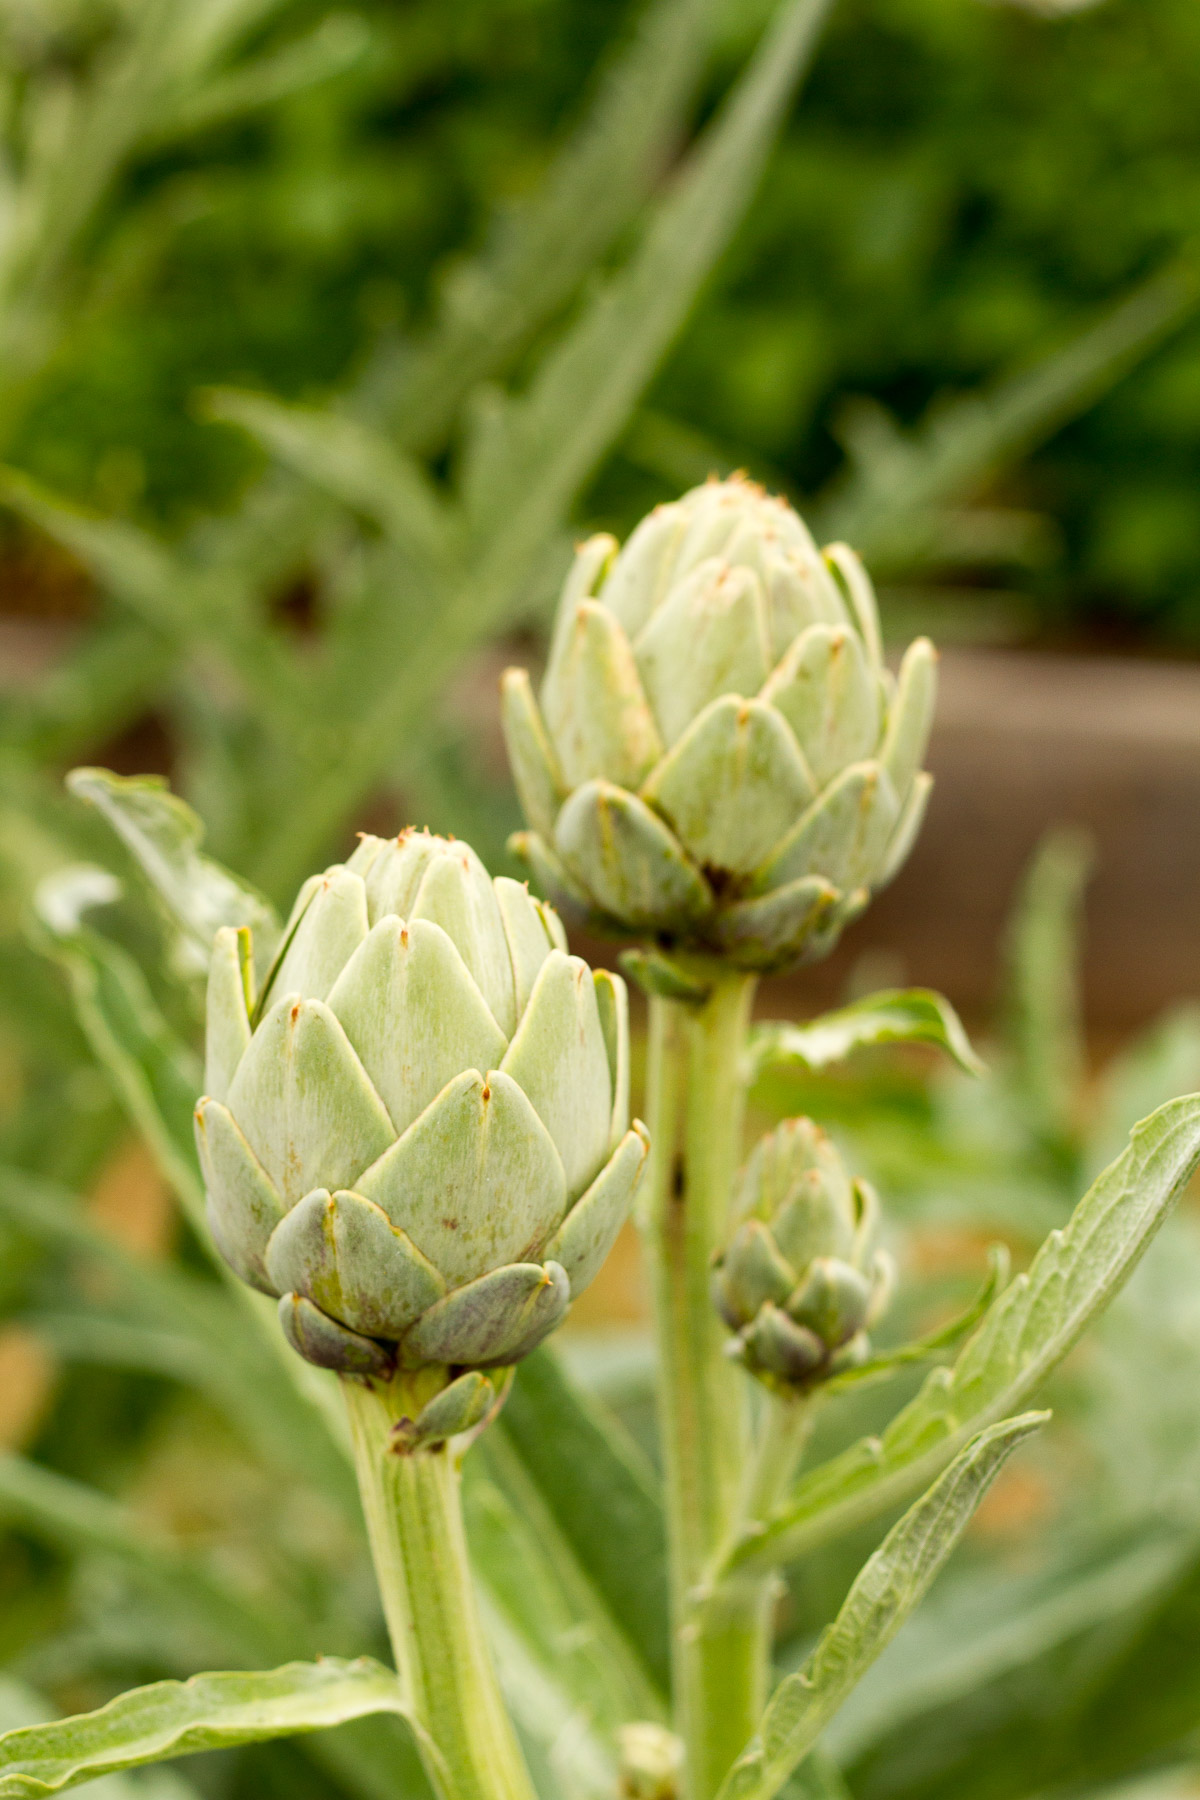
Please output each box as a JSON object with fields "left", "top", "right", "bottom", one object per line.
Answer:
{"left": 716, "top": 1415, "right": 1046, "bottom": 1800}
{"left": 729, "top": 1096, "right": 1200, "bottom": 1573}
{"left": 0, "top": 1661, "right": 411, "bottom": 1798}
{"left": 748, "top": 989, "right": 983, "bottom": 1081}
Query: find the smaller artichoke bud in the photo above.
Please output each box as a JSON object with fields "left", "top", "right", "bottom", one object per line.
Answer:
{"left": 502, "top": 476, "right": 937, "bottom": 975}
{"left": 195, "top": 830, "right": 649, "bottom": 1441}
{"left": 713, "top": 1117, "right": 892, "bottom": 1392}
{"left": 617, "top": 1724, "right": 684, "bottom": 1800}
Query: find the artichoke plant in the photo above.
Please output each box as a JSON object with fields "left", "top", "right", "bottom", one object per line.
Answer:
{"left": 195, "top": 830, "right": 647, "bottom": 1443}
{"left": 502, "top": 475, "right": 936, "bottom": 973}
{"left": 713, "top": 1117, "right": 892, "bottom": 1391}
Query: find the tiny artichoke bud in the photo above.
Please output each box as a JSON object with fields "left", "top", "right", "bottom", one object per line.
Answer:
{"left": 502, "top": 476, "right": 936, "bottom": 973}
{"left": 713, "top": 1117, "right": 891, "bottom": 1393}
{"left": 195, "top": 831, "right": 649, "bottom": 1394}
{"left": 617, "top": 1723, "right": 685, "bottom": 1800}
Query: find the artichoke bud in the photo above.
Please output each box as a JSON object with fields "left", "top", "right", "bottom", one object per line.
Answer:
{"left": 617, "top": 1723, "right": 685, "bottom": 1800}
{"left": 195, "top": 830, "right": 649, "bottom": 1412}
{"left": 713, "top": 1116, "right": 892, "bottom": 1393}
{"left": 502, "top": 475, "right": 936, "bottom": 973}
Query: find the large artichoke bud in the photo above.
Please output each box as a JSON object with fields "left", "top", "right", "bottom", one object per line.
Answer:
{"left": 713, "top": 1118, "right": 891, "bottom": 1392}
{"left": 501, "top": 476, "right": 936, "bottom": 973}
{"left": 195, "top": 830, "right": 647, "bottom": 1441}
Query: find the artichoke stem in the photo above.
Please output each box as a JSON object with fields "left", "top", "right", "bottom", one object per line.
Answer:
{"left": 740, "top": 1391, "right": 818, "bottom": 1534}
{"left": 343, "top": 1374, "right": 537, "bottom": 1800}
{"left": 643, "top": 972, "right": 767, "bottom": 1800}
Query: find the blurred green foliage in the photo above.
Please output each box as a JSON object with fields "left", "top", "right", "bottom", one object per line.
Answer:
{"left": 6, "top": 0, "right": 1200, "bottom": 639}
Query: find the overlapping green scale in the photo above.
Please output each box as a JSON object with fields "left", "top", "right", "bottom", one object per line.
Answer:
{"left": 712, "top": 1117, "right": 893, "bottom": 1394}
{"left": 195, "top": 830, "right": 648, "bottom": 1438}
{"left": 501, "top": 474, "right": 938, "bottom": 974}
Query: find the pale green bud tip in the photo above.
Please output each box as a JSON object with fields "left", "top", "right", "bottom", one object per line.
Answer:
{"left": 617, "top": 1724, "right": 685, "bottom": 1800}
{"left": 714, "top": 1116, "right": 891, "bottom": 1393}
{"left": 501, "top": 477, "right": 937, "bottom": 974}
{"left": 196, "top": 827, "right": 648, "bottom": 1397}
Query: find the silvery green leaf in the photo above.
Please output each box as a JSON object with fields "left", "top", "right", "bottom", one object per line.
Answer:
{"left": 0, "top": 1659, "right": 409, "bottom": 1798}
{"left": 555, "top": 780, "right": 713, "bottom": 928}
{"left": 356, "top": 1069, "right": 567, "bottom": 1286}
{"left": 194, "top": 1098, "right": 284, "bottom": 1293}
{"left": 593, "top": 968, "right": 631, "bottom": 1146}
{"left": 404, "top": 1261, "right": 570, "bottom": 1367}
{"left": 633, "top": 559, "right": 772, "bottom": 747}
{"left": 279, "top": 1292, "right": 393, "bottom": 1376}
{"left": 748, "top": 989, "right": 982, "bottom": 1080}
{"left": 642, "top": 695, "right": 815, "bottom": 876}
{"left": 500, "top": 668, "right": 566, "bottom": 842}
{"left": 227, "top": 996, "right": 394, "bottom": 1206}
{"left": 327, "top": 916, "right": 507, "bottom": 1136}
{"left": 266, "top": 867, "right": 369, "bottom": 1003}
{"left": 546, "top": 1124, "right": 650, "bottom": 1294}
{"left": 495, "top": 876, "right": 559, "bottom": 1016}
{"left": 501, "top": 950, "right": 613, "bottom": 1199}
{"left": 731, "top": 1096, "right": 1200, "bottom": 1573}
{"left": 756, "top": 762, "right": 899, "bottom": 894}
{"left": 203, "top": 925, "right": 252, "bottom": 1103}
{"left": 541, "top": 600, "right": 664, "bottom": 790}
{"left": 878, "top": 637, "right": 937, "bottom": 803}
{"left": 264, "top": 1187, "right": 446, "bottom": 1338}
{"left": 715, "top": 1415, "right": 1046, "bottom": 1800}
{"left": 600, "top": 502, "right": 687, "bottom": 637}
{"left": 410, "top": 844, "right": 518, "bottom": 1037}
{"left": 711, "top": 876, "right": 838, "bottom": 967}
{"left": 65, "top": 767, "right": 279, "bottom": 982}
{"left": 760, "top": 624, "right": 881, "bottom": 788}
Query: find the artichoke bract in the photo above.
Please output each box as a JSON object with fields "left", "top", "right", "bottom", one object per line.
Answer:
{"left": 713, "top": 1118, "right": 892, "bottom": 1392}
{"left": 502, "top": 476, "right": 936, "bottom": 974}
{"left": 195, "top": 830, "right": 647, "bottom": 1443}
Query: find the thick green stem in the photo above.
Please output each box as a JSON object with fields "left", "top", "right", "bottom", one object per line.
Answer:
{"left": 342, "top": 1375, "right": 536, "bottom": 1800}
{"left": 644, "top": 972, "right": 768, "bottom": 1800}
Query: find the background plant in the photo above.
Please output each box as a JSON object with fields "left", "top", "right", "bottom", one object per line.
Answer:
{"left": 1, "top": 0, "right": 1200, "bottom": 1797}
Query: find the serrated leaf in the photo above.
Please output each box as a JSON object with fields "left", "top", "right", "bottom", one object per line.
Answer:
{"left": 748, "top": 989, "right": 983, "bottom": 1081}
{"left": 65, "top": 769, "right": 278, "bottom": 981}
{"left": 716, "top": 1415, "right": 1046, "bottom": 1800}
{"left": 0, "top": 1661, "right": 412, "bottom": 1798}
{"left": 730, "top": 1096, "right": 1200, "bottom": 1573}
